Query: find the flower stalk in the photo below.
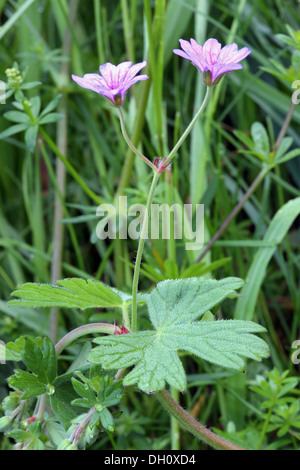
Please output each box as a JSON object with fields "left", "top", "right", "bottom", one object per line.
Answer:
{"left": 118, "top": 107, "right": 158, "bottom": 172}
{"left": 131, "top": 170, "right": 160, "bottom": 332}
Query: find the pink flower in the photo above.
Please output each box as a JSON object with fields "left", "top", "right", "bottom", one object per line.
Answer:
{"left": 71, "top": 61, "right": 148, "bottom": 106}
{"left": 173, "top": 38, "right": 251, "bottom": 86}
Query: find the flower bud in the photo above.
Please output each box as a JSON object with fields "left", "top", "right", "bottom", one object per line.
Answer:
{"left": 0, "top": 416, "right": 11, "bottom": 431}
{"left": 57, "top": 439, "right": 72, "bottom": 450}
{"left": 5, "top": 67, "right": 23, "bottom": 88}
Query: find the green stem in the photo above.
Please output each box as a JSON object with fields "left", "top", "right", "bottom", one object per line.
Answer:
{"left": 118, "top": 107, "right": 158, "bottom": 172}
{"left": 71, "top": 407, "right": 96, "bottom": 445}
{"left": 274, "top": 101, "right": 295, "bottom": 151}
{"left": 257, "top": 402, "right": 276, "bottom": 450}
{"left": 130, "top": 86, "right": 212, "bottom": 331}
{"left": 55, "top": 323, "right": 116, "bottom": 356}
{"left": 164, "top": 86, "right": 211, "bottom": 167}
{"left": 122, "top": 303, "right": 131, "bottom": 331}
{"left": 115, "top": 70, "right": 152, "bottom": 199}
{"left": 156, "top": 389, "right": 244, "bottom": 450}
{"left": 131, "top": 171, "right": 160, "bottom": 332}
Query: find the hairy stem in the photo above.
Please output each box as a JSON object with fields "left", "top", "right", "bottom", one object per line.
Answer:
{"left": 130, "top": 87, "right": 212, "bottom": 331}
{"left": 118, "top": 107, "right": 157, "bottom": 172}
{"left": 164, "top": 86, "right": 211, "bottom": 167}
{"left": 55, "top": 323, "right": 117, "bottom": 356}
{"left": 115, "top": 67, "right": 152, "bottom": 199}
{"left": 156, "top": 389, "right": 244, "bottom": 450}
{"left": 71, "top": 407, "right": 96, "bottom": 445}
{"left": 274, "top": 101, "right": 295, "bottom": 151}
{"left": 131, "top": 171, "right": 160, "bottom": 332}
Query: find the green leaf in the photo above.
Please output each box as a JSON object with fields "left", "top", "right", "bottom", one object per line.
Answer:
{"left": 4, "top": 336, "right": 43, "bottom": 361}
{"left": 21, "top": 337, "right": 57, "bottom": 384}
{"left": 20, "top": 81, "right": 42, "bottom": 90}
{"left": 25, "top": 125, "right": 38, "bottom": 152}
{"left": 0, "top": 123, "right": 29, "bottom": 139}
{"left": 97, "top": 379, "right": 124, "bottom": 408}
{"left": 3, "top": 110, "right": 31, "bottom": 124}
{"left": 235, "top": 197, "right": 300, "bottom": 320}
{"left": 8, "top": 370, "right": 47, "bottom": 399}
{"left": 39, "top": 112, "right": 62, "bottom": 124}
{"left": 30, "top": 96, "right": 41, "bottom": 117}
{"left": 251, "top": 122, "right": 270, "bottom": 160}
{"left": 71, "top": 378, "right": 96, "bottom": 407}
{"left": 50, "top": 379, "right": 83, "bottom": 429}
{"left": 276, "top": 33, "right": 298, "bottom": 47}
{"left": 7, "top": 424, "right": 45, "bottom": 450}
{"left": 39, "top": 94, "right": 62, "bottom": 117}
{"left": 274, "top": 137, "right": 293, "bottom": 161}
{"left": 275, "top": 148, "right": 300, "bottom": 164}
{"left": 147, "top": 277, "right": 244, "bottom": 328}
{"left": 164, "top": 259, "right": 179, "bottom": 279}
{"left": 9, "top": 278, "right": 126, "bottom": 310}
{"left": 7, "top": 338, "right": 56, "bottom": 400}
{"left": 99, "top": 407, "right": 114, "bottom": 432}
{"left": 89, "top": 277, "right": 269, "bottom": 393}
{"left": 234, "top": 129, "right": 254, "bottom": 150}
{"left": 179, "top": 258, "right": 231, "bottom": 279}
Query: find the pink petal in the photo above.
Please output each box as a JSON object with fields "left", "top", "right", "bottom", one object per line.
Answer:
{"left": 179, "top": 39, "right": 199, "bottom": 57}
{"left": 226, "top": 47, "right": 251, "bottom": 64}
{"left": 190, "top": 38, "right": 203, "bottom": 56}
{"left": 99, "top": 62, "right": 118, "bottom": 87}
{"left": 173, "top": 49, "right": 191, "bottom": 60}
{"left": 211, "top": 63, "right": 243, "bottom": 83}
{"left": 125, "top": 61, "right": 147, "bottom": 81}
{"left": 127, "top": 74, "right": 149, "bottom": 86}
{"left": 113, "top": 61, "right": 133, "bottom": 86}
{"left": 71, "top": 74, "right": 102, "bottom": 93}
{"left": 218, "top": 43, "right": 238, "bottom": 63}
{"left": 202, "top": 38, "right": 222, "bottom": 64}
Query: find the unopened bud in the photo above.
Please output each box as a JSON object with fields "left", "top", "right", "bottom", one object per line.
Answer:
{"left": 57, "top": 439, "right": 71, "bottom": 450}
{"left": 5, "top": 67, "right": 23, "bottom": 88}
{"left": 0, "top": 416, "right": 11, "bottom": 431}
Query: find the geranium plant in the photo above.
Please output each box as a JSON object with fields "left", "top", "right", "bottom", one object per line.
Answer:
{"left": 0, "top": 38, "right": 271, "bottom": 451}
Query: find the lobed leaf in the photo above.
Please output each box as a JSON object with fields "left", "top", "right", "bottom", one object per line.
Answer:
{"left": 21, "top": 337, "right": 57, "bottom": 384}
{"left": 9, "top": 278, "right": 125, "bottom": 310}
{"left": 89, "top": 277, "right": 269, "bottom": 393}
{"left": 147, "top": 277, "right": 244, "bottom": 328}
{"left": 8, "top": 370, "right": 47, "bottom": 399}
